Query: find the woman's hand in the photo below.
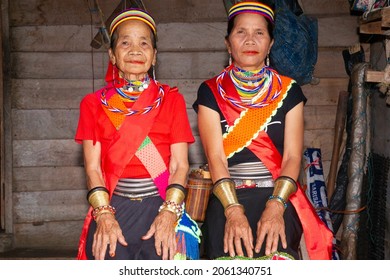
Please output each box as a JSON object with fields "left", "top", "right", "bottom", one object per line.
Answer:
{"left": 142, "top": 210, "right": 178, "bottom": 260}
{"left": 255, "top": 200, "right": 286, "bottom": 256}
{"left": 224, "top": 205, "right": 254, "bottom": 258}
{"left": 92, "top": 213, "right": 128, "bottom": 260}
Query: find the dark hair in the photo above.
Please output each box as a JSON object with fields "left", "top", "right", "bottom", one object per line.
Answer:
{"left": 226, "top": 14, "right": 274, "bottom": 41}
{"left": 110, "top": 25, "right": 157, "bottom": 51}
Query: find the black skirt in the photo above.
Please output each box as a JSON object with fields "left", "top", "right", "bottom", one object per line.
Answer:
{"left": 86, "top": 194, "right": 163, "bottom": 260}
{"left": 201, "top": 187, "right": 303, "bottom": 259}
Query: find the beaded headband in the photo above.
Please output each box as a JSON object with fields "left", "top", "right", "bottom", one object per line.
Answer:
{"left": 110, "top": 8, "right": 157, "bottom": 36}
{"left": 228, "top": 1, "right": 274, "bottom": 24}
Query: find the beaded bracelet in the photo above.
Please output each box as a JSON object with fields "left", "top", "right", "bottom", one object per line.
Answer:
{"left": 268, "top": 195, "right": 288, "bottom": 209}
{"left": 92, "top": 205, "right": 116, "bottom": 221}
{"left": 159, "top": 200, "right": 184, "bottom": 220}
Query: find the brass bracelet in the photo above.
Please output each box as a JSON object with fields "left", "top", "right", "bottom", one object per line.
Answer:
{"left": 165, "top": 184, "right": 186, "bottom": 205}
{"left": 86, "top": 186, "right": 108, "bottom": 200}
{"left": 87, "top": 187, "right": 110, "bottom": 209}
{"left": 272, "top": 176, "right": 297, "bottom": 203}
{"left": 213, "top": 178, "right": 240, "bottom": 209}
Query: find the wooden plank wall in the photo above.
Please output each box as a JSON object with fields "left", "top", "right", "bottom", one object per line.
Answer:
{"left": 7, "top": 0, "right": 359, "bottom": 249}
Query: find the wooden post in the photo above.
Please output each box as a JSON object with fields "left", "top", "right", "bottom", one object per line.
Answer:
{"left": 327, "top": 91, "right": 349, "bottom": 200}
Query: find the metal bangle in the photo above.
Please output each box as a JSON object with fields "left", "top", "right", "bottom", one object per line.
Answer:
{"left": 213, "top": 178, "right": 240, "bottom": 209}
{"left": 88, "top": 188, "right": 110, "bottom": 209}
{"left": 165, "top": 184, "right": 186, "bottom": 205}
{"left": 272, "top": 176, "right": 297, "bottom": 202}
{"left": 166, "top": 183, "right": 187, "bottom": 194}
{"left": 86, "top": 186, "right": 108, "bottom": 201}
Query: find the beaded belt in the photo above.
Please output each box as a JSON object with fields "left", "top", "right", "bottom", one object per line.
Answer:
{"left": 229, "top": 161, "right": 273, "bottom": 189}
{"left": 113, "top": 178, "right": 159, "bottom": 200}
{"left": 233, "top": 178, "right": 274, "bottom": 189}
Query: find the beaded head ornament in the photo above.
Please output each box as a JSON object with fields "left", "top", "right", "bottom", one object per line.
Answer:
{"left": 228, "top": 1, "right": 274, "bottom": 24}
{"left": 110, "top": 8, "right": 157, "bottom": 36}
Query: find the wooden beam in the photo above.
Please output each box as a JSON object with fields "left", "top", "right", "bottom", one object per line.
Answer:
{"left": 382, "top": 8, "right": 390, "bottom": 27}
{"left": 360, "top": 8, "right": 383, "bottom": 23}
{"left": 365, "top": 70, "right": 384, "bottom": 82}
{"left": 359, "top": 21, "right": 385, "bottom": 34}
{"left": 365, "top": 69, "right": 390, "bottom": 83}
{"left": 359, "top": 6, "right": 390, "bottom": 24}
{"left": 359, "top": 6, "right": 390, "bottom": 35}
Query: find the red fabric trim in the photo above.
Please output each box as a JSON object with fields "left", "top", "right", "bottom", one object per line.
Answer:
{"left": 105, "top": 61, "right": 126, "bottom": 88}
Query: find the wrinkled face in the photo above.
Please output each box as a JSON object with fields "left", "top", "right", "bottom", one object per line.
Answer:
{"left": 109, "top": 20, "right": 157, "bottom": 80}
{"left": 226, "top": 13, "right": 273, "bottom": 71}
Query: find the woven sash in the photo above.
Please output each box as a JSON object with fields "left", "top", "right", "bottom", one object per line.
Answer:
{"left": 98, "top": 81, "right": 170, "bottom": 199}
{"left": 220, "top": 75, "right": 292, "bottom": 159}
{"left": 135, "top": 136, "right": 170, "bottom": 196}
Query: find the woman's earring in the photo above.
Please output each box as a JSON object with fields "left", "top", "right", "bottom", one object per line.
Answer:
{"left": 229, "top": 54, "right": 232, "bottom": 66}
{"left": 112, "top": 64, "right": 116, "bottom": 83}
{"left": 266, "top": 54, "right": 270, "bottom": 66}
{"left": 152, "top": 65, "right": 156, "bottom": 80}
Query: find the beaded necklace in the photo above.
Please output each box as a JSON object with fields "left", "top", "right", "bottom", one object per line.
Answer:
{"left": 116, "top": 88, "right": 142, "bottom": 102}
{"left": 217, "top": 65, "right": 282, "bottom": 109}
{"left": 115, "top": 75, "right": 151, "bottom": 102}
{"left": 122, "top": 75, "right": 150, "bottom": 93}
{"left": 230, "top": 66, "right": 267, "bottom": 97}
{"left": 101, "top": 80, "right": 165, "bottom": 116}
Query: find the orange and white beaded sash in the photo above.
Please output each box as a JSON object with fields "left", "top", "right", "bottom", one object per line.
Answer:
{"left": 206, "top": 67, "right": 293, "bottom": 161}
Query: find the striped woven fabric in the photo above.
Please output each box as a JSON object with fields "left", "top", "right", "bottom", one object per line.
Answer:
{"left": 110, "top": 8, "right": 157, "bottom": 36}
{"left": 228, "top": 1, "right": 274, "bottom": 23}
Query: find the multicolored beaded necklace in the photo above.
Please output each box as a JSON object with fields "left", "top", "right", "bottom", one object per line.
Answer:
{"left": 217, "top": 65, "right": 282, "bottom": 109}
{"left": 116, "top": 75, "right": 151, "bottom": 102}
{"left": 230, "top": 66, "right": 267, "bottom": 97}
{"left": 123, "top": 75, "right": 150, "bottom": 92}
{"left": 101, "top": 79, "right": 165, "bottom": 117}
